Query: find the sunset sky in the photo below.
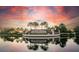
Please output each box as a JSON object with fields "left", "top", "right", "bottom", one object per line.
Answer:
{"left": 0, "top": 6, "right": 79, "bottom": 28}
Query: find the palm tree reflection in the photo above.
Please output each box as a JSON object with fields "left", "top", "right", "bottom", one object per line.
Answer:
{"left": 40, "top": 44, "right": 48, "bottom": 51}
{"left": 54, "top": 38, "right": 60, "bottom": 45}
{"left": 27, "top": 44, "right": 38, "bottom": 51}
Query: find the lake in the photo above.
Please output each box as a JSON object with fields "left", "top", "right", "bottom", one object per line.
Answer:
{"left": 0, "top": 37, "right": 79, "bottom": 52}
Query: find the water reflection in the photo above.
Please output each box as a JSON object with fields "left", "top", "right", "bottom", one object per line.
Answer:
{"left": 0, "top": 35, "right": 79, "bottom": 51}
{"left": 0, "top": 31, "right": 79, "bottom": 51}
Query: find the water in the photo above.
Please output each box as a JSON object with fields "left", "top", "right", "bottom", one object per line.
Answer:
{"left": 0, "top": 37, "right": 79, "bottom": 52}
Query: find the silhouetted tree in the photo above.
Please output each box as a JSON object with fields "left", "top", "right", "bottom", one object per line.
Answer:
{"left": 74, "top": 26, "right": 79, "bottom": 38}
{"left": 74, "top": 26, "right": 79, "bottom": 45}
{"left": 59, "top": 23, "right": 68, "bottom": 37}
{"left": 59, "top": 23, "right": 68, "bottom": 33}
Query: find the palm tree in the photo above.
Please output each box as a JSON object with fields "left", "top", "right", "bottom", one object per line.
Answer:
{"left": 33, "top": 22, "right": 39, "bottom": 29}
{"left": 40, "top": 21, "right": 48, "bottom": 29}
{"left": 55, "top": 26, "right": 59, "bottom": 30}
{"left": 27, "top": 22, "right": 33, "bottom": 29}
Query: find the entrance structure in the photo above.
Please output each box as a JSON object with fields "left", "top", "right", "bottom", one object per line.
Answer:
{"left": 23, "top": 28, "right": 60, "bottom": 44}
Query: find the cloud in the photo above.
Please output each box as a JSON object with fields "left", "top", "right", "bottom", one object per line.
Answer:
{"left": 0, "top": 6, "right": 79, "bottom": 28}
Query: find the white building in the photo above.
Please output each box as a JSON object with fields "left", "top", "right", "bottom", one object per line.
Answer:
{"left": 23, "top": 28, "right": 60, "bottom": 44}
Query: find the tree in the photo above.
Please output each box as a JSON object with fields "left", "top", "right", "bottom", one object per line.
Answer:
{"left": 59, "top": 23, "right": 68, "bottom": 37}
{"left": 27, "top": 22, "right": 39, "bottom": 29}
{"left": 54, "top": 26, "right": 60, "bottom": 34}
{"left": 40, "top": 21, "right": 48, "bottom": 29}
{"left": 74, "top": 26, "right": 79, "bottom": 38}
{"left": 59, "top": 23, "right": 68, "bottom": 33}
{"left": 0, "top": 28, "right": 22, "bottom": 42}
{"left": 27, "top": 22, "right": 33, "bottom": 29}
{"left": 55, "top": 26, "right": 59, "bottom": 30}
{"left": 33, "top": 22, "right": 39, "bottom": 29}
{"left": 74, "top": 26, "right": 79, "bottom": 44}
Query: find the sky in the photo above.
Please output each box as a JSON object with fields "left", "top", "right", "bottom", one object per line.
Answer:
{"left": 0, "top": 6, "right": 79, "bottom": 29}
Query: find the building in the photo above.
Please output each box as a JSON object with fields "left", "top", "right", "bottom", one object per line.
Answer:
{"left": 23, "top": 28, "right": 60, "bottom": 44}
